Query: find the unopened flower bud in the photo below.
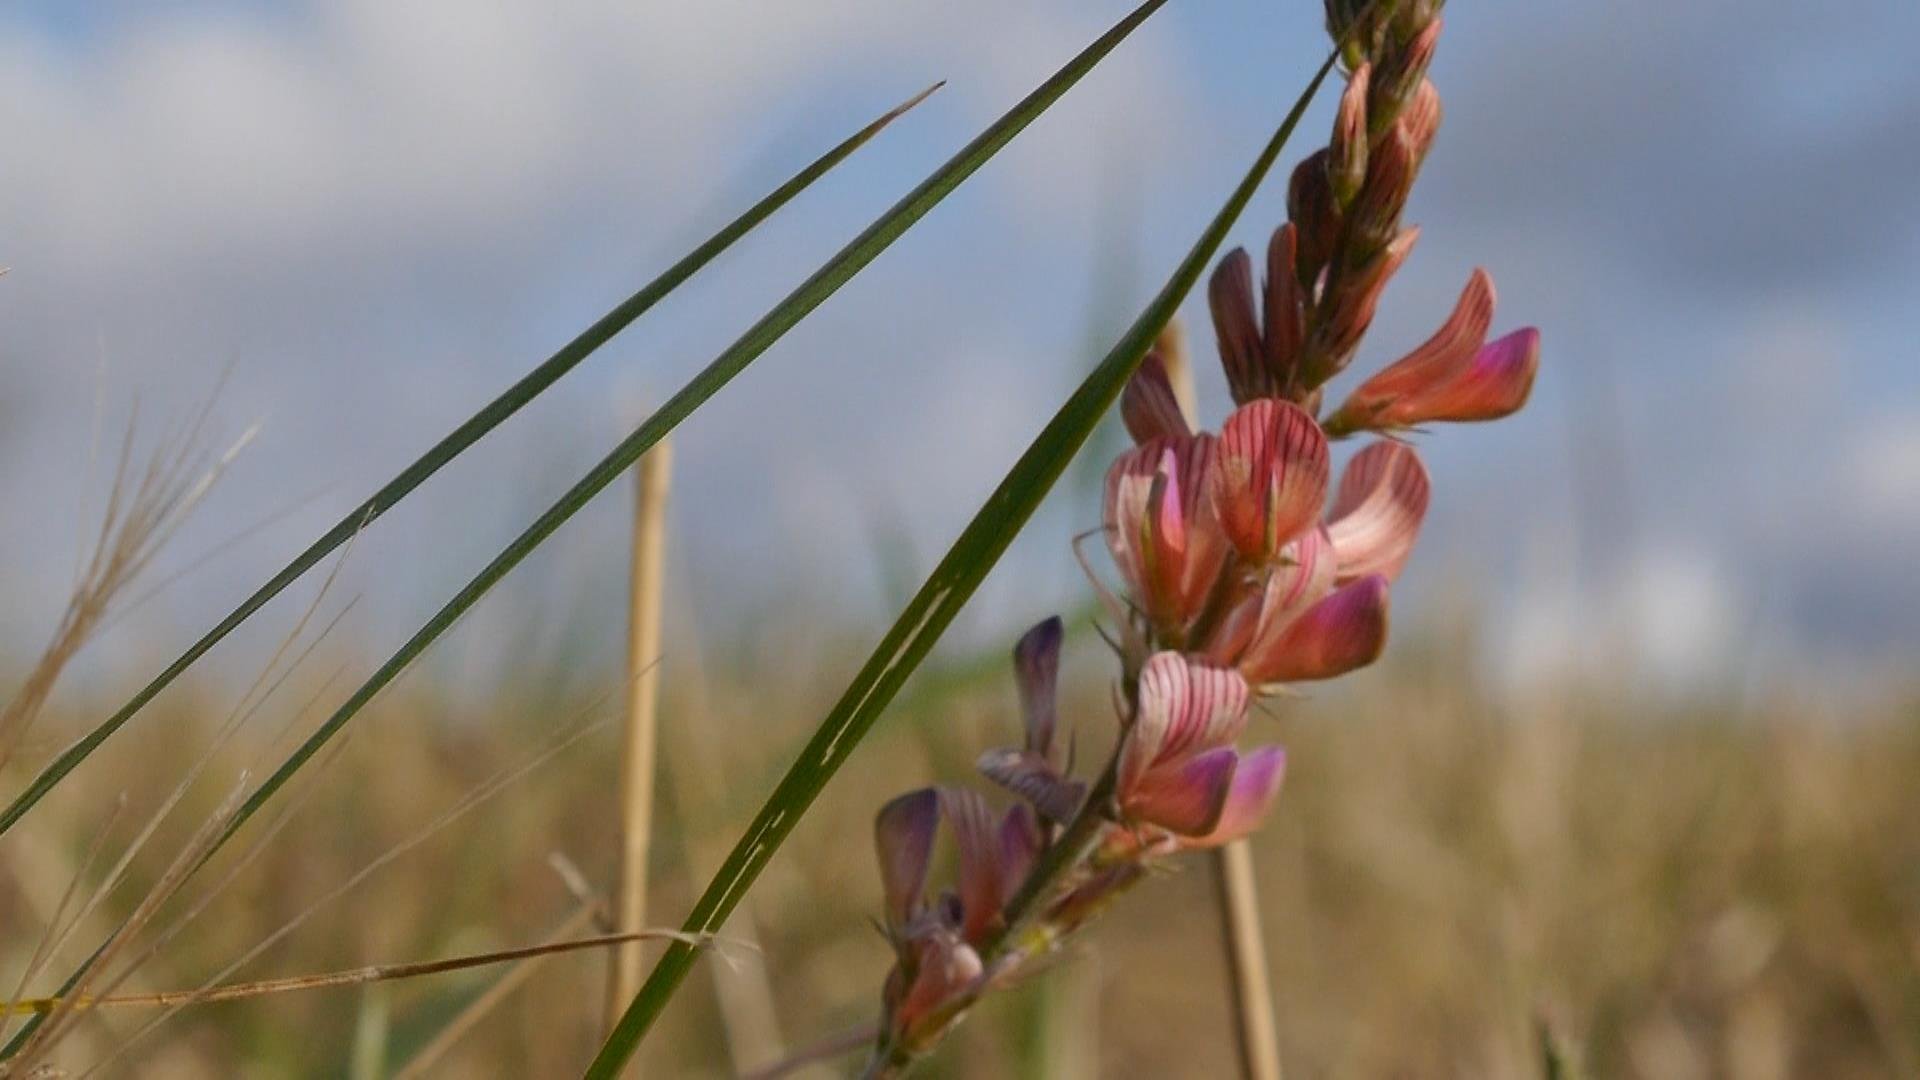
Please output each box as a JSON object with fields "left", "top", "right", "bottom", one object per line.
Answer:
{"left": 1263, "top": 224, "right": 1307, "bottom": 393}
{"left": 1349, "top": 123, "right": 1419, "bottom": 254}
{"left": 1287, "top": 149, "right": 1341, "bottom": 287}
{"left": 1401, "top": 78, "right": 1443, "bottom": 166}
{"left": 1310, "top": 226, "right": 1418, "bottom": 380}
{"left": 1329, "top": 63, "right": 1372, "bottom": 208}
{"left": 1209, "top": 248, "right": 1276, "bottom": 403}
{"left": 1371, "top": 17, "right": 1442, "bottom": 132}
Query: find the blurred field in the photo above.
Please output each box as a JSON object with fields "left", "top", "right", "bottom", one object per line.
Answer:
{"left": 3, "top": 602, "right": 1914, "bottom": 1078}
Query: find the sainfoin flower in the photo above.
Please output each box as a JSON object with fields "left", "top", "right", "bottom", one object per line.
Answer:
{"left": 1115, "top": 652, "right": 1285, "bottom": 847}
{"left": 855, "top": 3, "right": 1542, "bottom": 1071}
{"left": 1323, "top": 269, "right": 1541, "bottom": 435}
{"left": 873, "top": 786, "right": 1040, "bottom": 1052}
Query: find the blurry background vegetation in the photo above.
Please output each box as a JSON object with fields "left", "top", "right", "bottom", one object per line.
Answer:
{"left": 3, "top": 0, "right": 1918, "bottom": 1076}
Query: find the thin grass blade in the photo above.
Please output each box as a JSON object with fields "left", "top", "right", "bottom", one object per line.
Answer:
{"left": 9, "top": 6, "right": 1168, "bottom": 1060}
{"left": 586, "top": 42, "right": 1343, "bottom": 1080}
{"left": 0, "top": 84, "right": 936, "bottom": 838}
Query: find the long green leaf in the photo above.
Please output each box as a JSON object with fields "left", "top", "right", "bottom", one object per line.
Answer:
{"left": 7, "top": 3, "right": 1176, "bottom": 1062}
{"left": 585, "top": 44, "right": 1344, "bottom": 1080}
{"left": 0, "top": 86, "right": 936, "bottom": 840}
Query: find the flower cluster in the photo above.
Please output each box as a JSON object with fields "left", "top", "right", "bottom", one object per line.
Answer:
{"left": 861, "top": 3, "right": 1540, "bottom": 1073}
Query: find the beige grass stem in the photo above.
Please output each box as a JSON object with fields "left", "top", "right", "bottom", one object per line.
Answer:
{"left": 1213, "top": 840, "right": 1282, "bottom": 1080}
{"left": 605, "top": 438, "right": 674, "bottom": 1031}
{"left": 1154, "top": 322, "right": 1284, "bottom": 1079}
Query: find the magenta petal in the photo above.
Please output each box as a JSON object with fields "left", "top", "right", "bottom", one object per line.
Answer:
{"left": 1103, "top": 435, "right": 1227, "bottom": 629}
{"left": 1012, "top": 616, "right": 1063, "bottom": 758}
{"left": 1125, "top": 746, "right": 1239, "bottom": 837}
{"left": 1415, "top": 326, "right": 1540, "bottom": 422}
{"left": 976, "top": 747, "right": 1087, "bottom": 823}
{"left": 1121, "top": 352, "right": 1193, "bottom": 445}
{"left": 1123, "top": 653, "right": 1251, "bottom": 792}
{"left": 1241, "top": 574, "right": 1390, "bottom": 684}
{"left": 1327, "top": 268, "right": 1494, "bottom": 432}
{"left": 1191, "top": 746, "right": 1287, "bottom": 848}
{"left": 875, "top": 789, "right": 941, "bottom": 930}
{"left": 1212, "top": 399, "right": 1330, "bottom": 564}
{"left": 1327, "top": 441, "right": 1430, "bottom": 583}
{"left": 939, "top": 787, "right": 1003, "bottom": 944}
{"left": 894, "top": 932, "right": 984, "bottom": 1043}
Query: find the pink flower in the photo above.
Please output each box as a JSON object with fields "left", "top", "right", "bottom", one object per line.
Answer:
{"left": 873, "top": 786, "right": 1041, "bottom": 1049}
{"left": 1208, "top": 229, "right": 1308, "bottom": 403}
{"left": 1210, "top": 399, "right": 1331, "bottom": 566}
{"left": 1205, "top": 443, "right": 1420, "bottom": 685}
{"left": 1104, "top": 435, "right": 1229, "bottom": 632}
{"left": 978, "top": 618, "right": 1087, "bottom": 823}
{"left": 1325, "top": 440, "right": 1430, "bottom": 582}
{"left": 1238, "top": 573, "right": 1390, "bottom": 686}
{"left": 1325, "top": 269, "right": 1540, "bottom": 432}
{"left": 1116, "top": 653, "right": 1282, "bottom": 840}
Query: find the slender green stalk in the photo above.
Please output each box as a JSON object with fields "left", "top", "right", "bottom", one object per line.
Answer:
{"left": 586, "top": 32, "right": 1342, "bottom": 1079}
{"left": 0, "top": 84, "right": 935, "bottom": 839}
{"left": 14, "top": 7, "right": 1161, "bottom": 1066}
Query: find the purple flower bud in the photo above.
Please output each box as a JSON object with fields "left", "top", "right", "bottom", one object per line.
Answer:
{"left": 1329, "top": 62, "right": 1372, "bottom": 207}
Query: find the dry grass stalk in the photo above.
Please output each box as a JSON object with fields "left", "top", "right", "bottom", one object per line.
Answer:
{"left": 606, "top": 439, "right": 673, "bottom": 1031}
{"left": 2, "top": 928, "right": 697, "bottom": 1018}
{"left": 392, "top": 902, "right": 607, "bottom": 1080}
{"left": 0, "top": 411, "right": 253, "bottom": 774}
{"left": 1155, "top": 318, "right": 1285, "bottom": 1080}
{"left": 1213, "top": 839, "right": 1283, "bottom": 1080}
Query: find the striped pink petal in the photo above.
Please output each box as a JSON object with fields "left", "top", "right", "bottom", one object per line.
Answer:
{"left": 1240, "top": 574, "right": 1390, "bottom": 685}
{"left": 1120, "top": 351, "right": 1193, "bottom": 445}
{"left": 1327, "top": 442, "right": 1430, "bottom": 582}
{"left": 1120, "top": 653, "right": 1250, "bottom": 795}
{"left": 1328, "top": 268, "right": 1494, "bottom": 432}
{"left": 1211, "top": 247, "right": 1276, "bottom": 402}
{"left": 1123, "top": 745, "right": 1239, "bottom": 837}
{"left": 976, "top": 747, "right": 1086, "bottom": 824}
{"left": 1211, "top": 399, "right": 1330, "bottom": 564}
{"left": 875, "top": 788, "right": 941, "bottom": 931}
{"left": 1103, "top": 435, "right": 1227, "bottom": 629}
{"left": 1263, "top": 224, "right": 1306, "bottom": 384}
{"left": 940, "top": 787, "right": 1004, "bottom": 943}
{"left": 1012, "top": 616, "right": 1063, "bottom": 758}
{"left": 1188, "top": 745, "right": 1287, "bottom": 848}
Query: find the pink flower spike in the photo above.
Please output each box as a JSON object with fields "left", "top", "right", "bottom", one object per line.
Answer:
{"left": 1124, "top": 745, "right": 1240, "bottom": 837}
{"left": 1188, "top": 745, "right": 1287, "bottom": 848}
{"left": 1212, "top": 399, "right": 1331, "bottom": 565}
{"left": 875, "top": 789, "right": 941, "bottom": 931}
{"left": 1120, "top": 351, "right": 1192, "bottom": 445}
{"left": 1327, "top": 441, "right": 1430, "bottom": 583}
{"left": 1240, "top": 574, "right": 1391, "bottom": 685}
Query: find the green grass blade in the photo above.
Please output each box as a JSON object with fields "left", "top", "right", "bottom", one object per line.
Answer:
{"left": 584, "top": 45, "right": 1343, "bottom": 1080}
{"left": 4, "top": 6, "right": 1174, "bottom": 1060}
{"left": 0, "top": 86, "right": 937, "bottom": 841}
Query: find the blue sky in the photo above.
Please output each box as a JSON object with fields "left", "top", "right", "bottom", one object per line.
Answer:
{"left": 2, "top": 1, "right": 1916, "bottom": 700}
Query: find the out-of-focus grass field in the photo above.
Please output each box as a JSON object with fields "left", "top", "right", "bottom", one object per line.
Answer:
{"left": 4, "top": 605, "right": 1914, "bottom": 1078}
